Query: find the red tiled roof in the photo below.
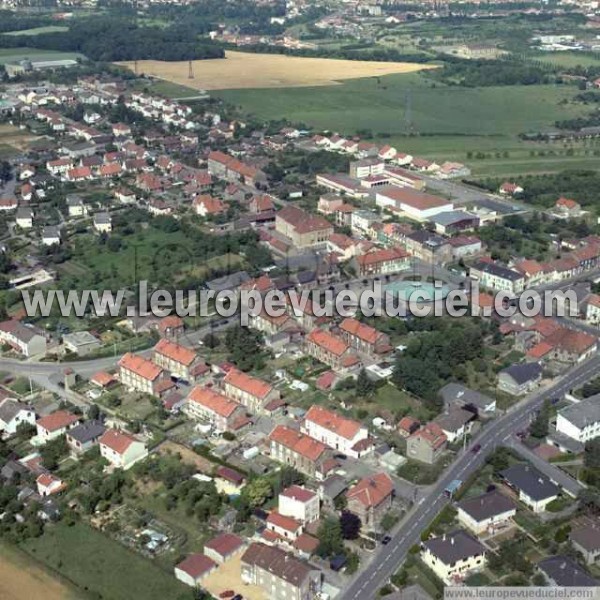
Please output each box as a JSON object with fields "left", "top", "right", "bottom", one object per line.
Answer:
{"left": 293, "top": 533, "right": 319, "bottom": 554}
{"left": 37, "top": 410, "right": 79, "bottom": 433}
{"left": 224, "top": 368, "right": 273, "bottom": 399}
{"left": 204, "top": 532, "right": 244, "bottom": 557}
{"left": 398, "top": 416, "right": 420, "bottom": 432}
{"left": 99, "top": 428, "right": 140, "bottom": 455}
{"left": 356, "top": 247, "right": 408, "bottom": 267}
{"left": 157, "top": 315, "right": 184, "bottom": 334}
{"left": 267, "top": 511, "right": 302, "bottom": 533}
{"left": 545, "top": 328, "right": 597, "bottom": 355}
{"left": 277, "top": 205, "right": 332, "bottom": 234}
{"left": 306, "top": 329, "right": 349, "bottom": 357}
{"left": 527, "top": 341, "right": 554, "bottom": 359}
{"left": 339, "top": 317, "right": 383, "bottom": 345}
{"left": 280, "top": 485, "right": 317, "bottom": 503}
{"left": 346, "top": 472, "right": 394, "bottom": 508}
{"left": 119, "top": 352, "right": 162, "bottom": 381}
{"left": 410, "top": 422, "right": 447, "bottom": 449}
{"left": 269, "top": 425, "right": 328, "bottom": 462}
{"left": 216, "top": 465, "right": 245, "bottom": 484}
{"left": 305, "top": 405, "right": 362, "bottom": 441}
{"left": 90, "top": 371, "right": 115, "bottom": 387}
{"left": 175, "top": 553, "right": 216, "bottom": 579}
{"left": 187, "top": 386, "right": 241, "bottom": 417}
{"left": 154, "top": 338, "right": 196, "bottom": 366}
{"left": 316, "top": 370, "right": 336, "bottom": 390}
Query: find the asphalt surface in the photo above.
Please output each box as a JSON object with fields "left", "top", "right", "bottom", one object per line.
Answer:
{"left": 340, "top": 354, "right": 600, "bottom": 600}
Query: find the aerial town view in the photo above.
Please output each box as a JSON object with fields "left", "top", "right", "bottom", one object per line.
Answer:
{"left": 1, "top": 0, "right": 600, "bottom": 598}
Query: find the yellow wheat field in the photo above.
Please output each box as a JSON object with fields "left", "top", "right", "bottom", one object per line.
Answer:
{"left": 117, "top": 50, "right": 435, "bottom": 90}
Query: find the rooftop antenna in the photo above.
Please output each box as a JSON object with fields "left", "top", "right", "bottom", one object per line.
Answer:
{"left": 188, "top": 60, "right": 194, "bottom": 79}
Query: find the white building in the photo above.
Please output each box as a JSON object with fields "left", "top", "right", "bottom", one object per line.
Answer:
{"left": 556, "top": 396, "right": 600, "bottom": 443}
{"left": 302, "top": 405, "right": 370, "bottom": 458}
{"left": 278, "top": 485, "right": 320, "bottom": 525}
{"left": 375, "top": 187, "right": 453, "bottom": 222}
{"left": 0, "top": 398, "right": 36, "bottom": 437}
{"left": 500, "top": 464, "right": 560, "bottom": 513}
{"left": 99, "top": 428, "right": 148, "bottom": 470}
{"left": 456, "top": 490, "right": 517, "bottom": 535}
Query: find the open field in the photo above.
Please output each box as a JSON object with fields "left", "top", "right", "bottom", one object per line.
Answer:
{"left": 532, "top": 51, "right": 600, "bottom": 68}
{"left": 215, "top": 72, "right": 598, "bottom": 175}
{"left": 20, "top": 522, "right": 188, "bottom": 600}
{"left": 0, "top": 47, "right": 83, "bottom": 64}
{"left": 4, "top": 25, "right": 69, "bottom": 36}
{"left": 117, "top": 50, "right": 436, "bottom": 90}
{"left": 0, "top": 123, "right": 39, "bottom": 154}
{"left": 0, "top": 542, "right": 83, "bottom": 600}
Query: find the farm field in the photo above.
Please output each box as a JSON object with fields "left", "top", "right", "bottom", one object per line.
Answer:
{"left": 0, "top": 123, "right": 39, "bottom": 155}
{"left": 118, "top": 50, "right": 436, "bottom": 90}
{"left": 3, "top": 25, "right": 69, "bottom": 36}
{"left": 0, "top": 47, "right": 83, "bottom": 64}
{"left": 0, "top": 542, "right": 82, "bottom": 600}
{"left": 19, "top": 522, "right": 188, "bottom": 600}
{"left": 215, "top": 72, "right": 597, "bottom": 175}
{"left": 131, "top": 77, "right": 201, "bottom": 99}
{"left": 532, "top": 51, "right": 600, "bottom": 68}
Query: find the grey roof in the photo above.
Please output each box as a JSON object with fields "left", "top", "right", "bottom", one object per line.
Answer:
{"left": 500, "top": 362, "right": 543, "bottom": 385}
{"left": 63, "top": 331, "right": 99, "bottom": 347}
{"left": 434, "top": 407, "right": 474, "bottom": 433}
{"left": 472, "top": 260, "right": 523, "bottom": 281}
{"left": 570, "top": 522, "right": 600, "bottom": 553}
{"left": 319, "top": 474, "right": 348, "bottom": 499}
{"left": 0, "top": 398, "right": 33, "bottom": 424}
{"left": 439, "top": 383, "right": 495, "bottom": 411}
{"left": 94, "top": 212, "right": 111, "bottom": 224}
{"left": 205, "top": 271, "right": 250, "bottom": 292}
{"left": 558, "top": 396, "right": 600, "bottom": 429}
{"left": 457, "top": 490, "right": 517, "bottom": 522}
{"left": 538, "top": 556, "right": 597, "bottom": 586}
{"left": 430, "top": 210, "right": 479, "bottom": 227}
{"left": 500, "top": 463, "right": 559, "bottom": 501}
{"left": 66, "top": 194, "right": 84, "bottom": 206}
{"left": 43, "top": 225, "right": 61, "bottom": 238}
{"left": 16, "top": 206, "right": 33, "bottom": 218}
{"left": 422, "top": 530, "right": 486, "bottom": 565}
{"left": 67, "top": 420, "right": 105, "bottom": 444}
{"left": 406, "top": 230, "right": 448, "bottom": 248}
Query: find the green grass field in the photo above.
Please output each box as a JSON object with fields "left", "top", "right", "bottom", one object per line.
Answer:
{"left": 0, "top": 47, "right": 83, "bottom": 64}
{"left": 20, "top": 522, "right": 188, "bottom": 600}
{"left": 532, "top": 51, "right": 600, "bottom": 69}
{"left": 3, "top": 26, "right": 69, "bottom": 36}
{"left": 131, "top": 78, "right": 203, "bottom": 99}
{"left": 215, "top": 72, "right": 597, "bottom": 175}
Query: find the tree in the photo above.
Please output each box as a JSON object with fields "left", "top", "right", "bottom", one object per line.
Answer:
{"left": 316, "top": 517, "right": 344, "bottom": 557}
{"left": 530, "top": 399, "right": 551, "bottom": 438}
{"left": 87, "top": 404, "right": 101, "bottom": 420}
{"left": 0, "top": 161, "right": 11, "bottom": 184}
{"left": 202, "top": 333, "right": 220, "bottom": 349}
{"left": 243, "top": 477, "right": 272, "bottom": 508}
{"left": 339, "top": 511, "right": 361, "bottom": 540}
{"left": 356, "top": 368, "right": 375, "bottom": 398}
{"left": 584, "top": 438, "right": 600, "bottom": 470}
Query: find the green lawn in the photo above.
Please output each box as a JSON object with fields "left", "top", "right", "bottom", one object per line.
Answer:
{"left": 0, "top": 47, "right": 83, "bottom": 64}
{"left": 215, "top": 72, "right": 595, "bottom": 175}
{"left": 3, "top": 26, "right": 69, "bottom": 36}
{"left": 532, "top": 51, "right": 600, "bottom": 69}
{"left": 20, "top": 522, "right": 189, "bottom": 600}
{"left": 131, "top": 78, "right": 203, "bottom": 99}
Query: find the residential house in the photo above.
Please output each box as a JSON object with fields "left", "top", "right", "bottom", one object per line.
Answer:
{"left": 269, "top": 425, "right": 330, "bottom": 479}
{"left": 438, "top": 383, "right": 496, "bottom": 415}
{"left": 469, "top": 261, "right": 525, "bottom": 294}
{"left": 278, "top": 485, "right": 320, "bottom": 525}
{"left": 434, "top": 407, "right": 475, "bottom": 443}
{"left": 498, "top": 362, "right": 543, "bottom": 396}
{"left": 266, "top": 511, "right": 303, "bottom": 543}
{"left": 317, "top": 193, "right": 344, "bottom": 215}
{"left": 99, "top": 428, "right": 148, "bottom": 470}
{"left": 241, "top": 542, "right": 321, "bottom": 600}
{"left": 346, "top": 472, "right": 394, "bottom": 530}
{"left": 537, "top": 556, "right": 597, "bottom": 586}
{"left": 214, "top": 465, "right": 246, "bottom": 495}
{"left": 421, "top": 530, "right": 486, "bottom": 585}
{"left": 36, "top": 473, "right": 66, "bottom": 496}
{"left": 65, "top": 420, "right": 106, "bottom": 455}
{"left": 223, "top": 368, "right": 280, "bottom": 414}
{"left": 500, "top": 463, "right": 559, "bottom": 512}
{"left": 193, "top": 194, "right": 227, "bottom": 217}
{"left": 0, "top": 320, "right": 47, "bottom": 357}
{"left": 438, "top": 161, "right": 471, "bottom": 179}
{"left": 15, "top": 207, "right": 33, "bottom": 229}
{"left": 499, "top": 182, "right": 523, "bottom": 196}
{"left": 66, "top": 194, "right": 88, "bottom": 217}
{"left": 42, "top": 226, "right": 62, "bottom": 246}
{"left": 0, "top": 398, "right": 35, "bottom": 437}
{"left": 456, "top": 490, "right": 517, "bottom": 535}
{"left": 304, "top": 329, "right": 360, "bottom": 374}
{"left": 404, "top": 230, "right": 453, "bottom": 264}
{"left": 585, "top": 294, "right": 600, "bottom": 325}
{"left": 555, "top": 197, "right": 582, "bottom": 218}
{"left": 570, "top": 521, "right": 600, "bottom": 565}
{"left": 174, "top": 554, "right": 217, "bottom": 587}
{"left": 275, "top": 206, "right": 333, "bottom": 249}
{"left": 118, "top": 353, "right": 164, "bottom": 396}
{"left": 153, "top": 338, "right": 197, "bottom": 380}
{"left": 556, "top": 396, "right": 600, "bottom": 444}
{"left": 397, "top": 416, "right": 420, "bottom": 438}
{"left": 338, "top": 317, "right": 392, "bottom": 356}
{"left": 429, "top": 210, "right": 479, "bottom": 236}
{"left": 157, "top": 315, "right": 184, "bottom": 338}
{"left": 249, "top": 194, "right": 275, "bottom": 214}
{"left": 36, "top": 410, "right": 80, "bottom": 444}
{"left": 349, "top": 158, "right": 384, "bottom": 179}
{"left": 353, "top": 247, "right": 409, "bottom": 277}
{"left": 302, "top": 405, "right": 371, "bottom": 458}
{"left": 406, "top": 422, "right": 447, "bottom": 464}
{"left": 184, "top": 386, "right": 247, "bottom": 432}
{"left": 93, "top": 212, "right": 112, "bottom": 233}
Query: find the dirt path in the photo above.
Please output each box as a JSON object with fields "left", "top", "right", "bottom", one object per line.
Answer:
{"left": 0, "top": 544, "right": 82, "bottom": 600}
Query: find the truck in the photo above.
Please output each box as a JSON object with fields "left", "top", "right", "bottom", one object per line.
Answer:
{"left": 444, "top": 479, "right": 462, "bottom": 498}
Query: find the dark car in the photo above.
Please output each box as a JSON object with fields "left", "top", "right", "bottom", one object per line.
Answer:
{"left": 471, "top": 443, "right": 481, "bottom": 453}
{"left": 333, "top": 453, "right": 347, "bottom": 460}
{"left": 232, "top": 595, "right": 243, "bottom": 600}
{"left": 382, "top": 535, "right": 392, "bottom": 545}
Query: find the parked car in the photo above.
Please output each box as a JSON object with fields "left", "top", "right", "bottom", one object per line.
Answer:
{"left": 381, "top": 535, "right": 392, "bottom": 545}
{"left": 471, "top": 443, "right": 481, "bottom": 453}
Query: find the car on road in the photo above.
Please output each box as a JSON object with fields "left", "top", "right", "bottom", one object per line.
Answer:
{"left": 471, "top": 443, "right": 481, "bottom": 453}
{"left": 381, "top": 535, "right": 392, "bottom": 545}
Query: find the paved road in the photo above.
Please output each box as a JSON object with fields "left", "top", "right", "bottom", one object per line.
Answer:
{"left": 341, "top": 354, "right": 600, "bottom": 600}
{"left": 506, "top": 435, "right": 584, "bottom": 498}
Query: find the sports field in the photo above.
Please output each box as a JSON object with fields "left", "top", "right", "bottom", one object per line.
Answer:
{"left": 0, "top": 47, "right": 83, "bottom": 64}
{"left": 0, "top": 543, "right": 81, "bottom": 600}
{"left": 118, "top": 50, "right": 436, "bottom": 90}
